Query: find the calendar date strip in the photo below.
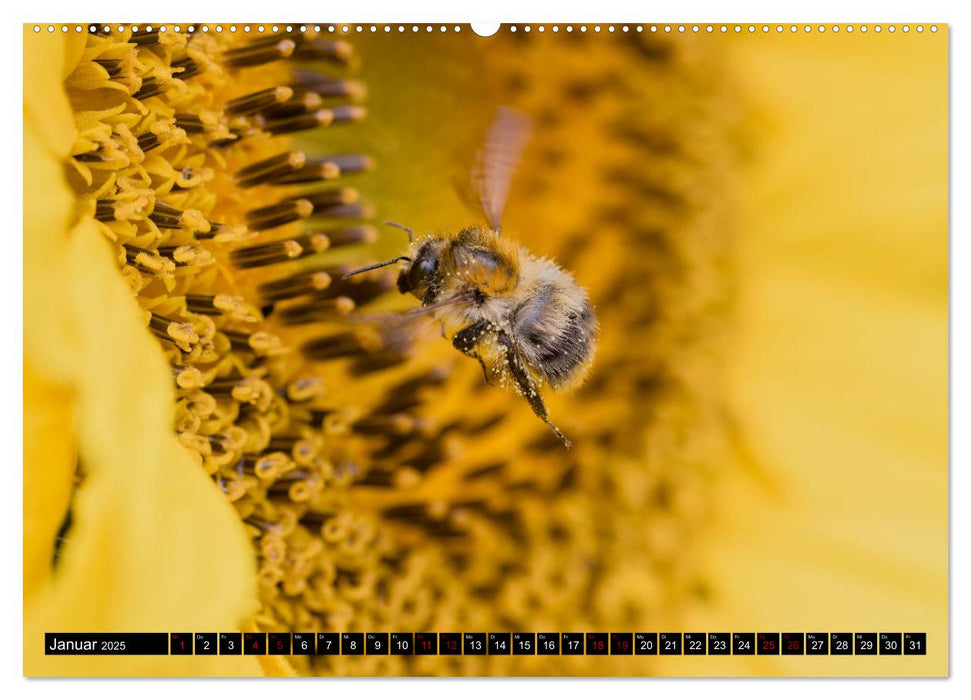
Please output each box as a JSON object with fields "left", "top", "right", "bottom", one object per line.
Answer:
{"left": 45, "top": 632, "right": 927, "bottom": 656}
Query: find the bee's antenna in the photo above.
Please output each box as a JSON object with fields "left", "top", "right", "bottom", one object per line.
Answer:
{"left": 384, "top": 220, "right": 415, "bottom": 243}
{"left": 341, "top": 256, "right": 411, "bottom": 280}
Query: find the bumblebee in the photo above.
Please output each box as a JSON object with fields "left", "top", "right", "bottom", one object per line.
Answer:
{"left": 345, "top": 109, "right": 598, "bottom": 447}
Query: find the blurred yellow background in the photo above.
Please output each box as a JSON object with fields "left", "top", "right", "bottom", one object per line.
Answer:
{"left": 660, "top": 28, "right": 948, "bottom": 676}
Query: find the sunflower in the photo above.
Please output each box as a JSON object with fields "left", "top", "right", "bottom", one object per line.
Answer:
{"left": 25, "top": 23, "right": 944, "bottom": 679}
{"left": 24, "top": 23, "right": 741, "bottom": 676}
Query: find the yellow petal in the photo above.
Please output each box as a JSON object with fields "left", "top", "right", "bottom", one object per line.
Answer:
{"left": 23, "top": 28, "right": 77, "bottom": 158}
{"left": 24, "top": 219, "right": 261, "bottom": 675}
{"left": 259, "top": 656, "right": 300, "bottom": 677}
{"left": 23, "top": 111, "right": 76, "bottom": 384}
{"left": 62, "top": 31, "right": 87, "bottom": 79}
{"left": 64, "top": 61, "right": 112, "bottom": 91}
{"left": 23, "top": 45, "right": 79, "bottom": 604}
{"left": 22, "top": 363, "right": 75, "bottom": 597}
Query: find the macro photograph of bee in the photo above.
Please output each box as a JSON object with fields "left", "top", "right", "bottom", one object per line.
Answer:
{"left": 22, "top": 21, "right": 946, "bottom": 680}
{"left": 342, "top": 108, "right": 597, "bottom": 447}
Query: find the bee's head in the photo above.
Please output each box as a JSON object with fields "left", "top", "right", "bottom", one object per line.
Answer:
{"left": 397, "top": 239, "right": 445, "bottom": 304}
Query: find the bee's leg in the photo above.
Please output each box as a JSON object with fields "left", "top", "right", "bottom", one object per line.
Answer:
{"left": 475, "top": 358, "right": 491, "bottom": 385}
{"left": 452, "top": 320, "right": 493, "bottom": 385}
{"left": 497, "top": 332, "right": 573, "bottom": 449}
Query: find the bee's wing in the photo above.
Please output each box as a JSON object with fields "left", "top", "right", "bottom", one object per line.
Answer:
{"left": 342, "top": 309, "right": 436, "bottom": 356}
{"left": 471, "top": 107, "right": 533, "bottom": 232}
{"left": 345, "top": 294, "right": 471, "bottom": 355}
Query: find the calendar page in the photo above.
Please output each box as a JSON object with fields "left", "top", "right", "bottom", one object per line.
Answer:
{"left": 22, "top": 20, "right": 947, "bottom": 678}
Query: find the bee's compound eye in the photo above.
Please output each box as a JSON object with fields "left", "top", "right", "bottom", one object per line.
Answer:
{"left": 409, "top": 254, "right": 438, "bottom": 288}
{"left": 406, "top": 245, "right": 440, "bottom": 293}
